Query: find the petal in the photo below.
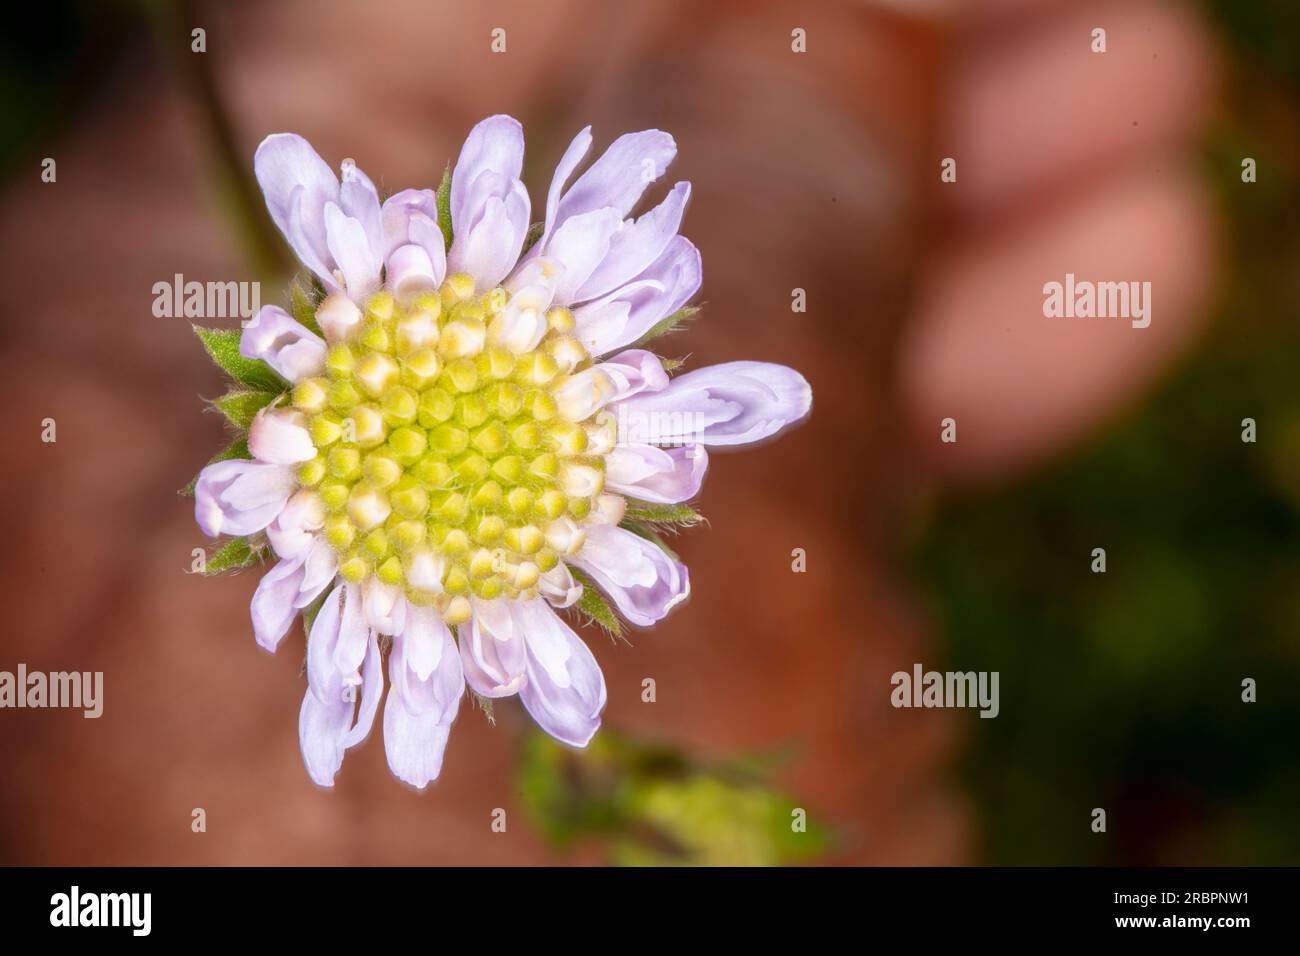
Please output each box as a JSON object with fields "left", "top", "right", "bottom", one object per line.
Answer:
{"left": 307, "top": 583, "right": 344, "bottom": 699}
{"left": 448, "top": 181, "right": 530, "bottom": 290}
{"left": 298, "top": 684, "right": 351, "bottom": 787}
{"left": 460, "top": 599, "right": 527, "bottom": 697}
{"left": 248, "top": 407, "right": 316, "bottom": 465}
{"left": 324, "top": 582, "right": 369, "bottom": 692}
{"left": 383, "top": 698, "right": 452, "bottom": 790}
{"left": 610, "top": 361, "right": 811, "bottom": 447}
{"left": 239, "top": 305, "right": 325, "bottom": 383}
{"left": 315, "top": 293, "right": 362, "bottom": 343}
{"left": 296, "top": 537, "right": 338, "bottom": 607}
{"left": 539, "top": 562, "right": 583, "bottom": 608}
{"left": 266, "top": 490, "right": 326, "bottom": 559}
{"left": 599, "top": 349, "right": 670, "bottom": 401}
{"left": 299, "top": 630, "right": 381, "bottom": 786}
{"left": 340, "top": 633, "right": 384, "bottom": 748}
{"left": 250, "top": 553, "right": 306, "bottom": 652}
{"left": 544, "top": 207, "right": 623, "bottom": 304}
{"left": 386, "top": 243, "right": 440, "bottom": 301}
{"left": 449, "top": 115, "right": 525, "bottom": 229}
{"left": 339, "top": 160, "right": 383, "bottom": 257}
{"left": 515, "top": 599, "right": 607, "bottom": 747}
{"left": 605, "top": 443, "right": 708, "bottom": 503}
{"left": 574, "top": 181, "right": 691, "bottom": 303}
{"left": 542, "top": 126, "right": 592, "bottom": 238}
{"left": 363, "top": 579, "right": 405, "bottom": 636}
{"left": 194, "top": 460, "right": 294, "bottom": 537}
{"left": 254, "top": 134, "right": 339, "bottom": 283}
{"left": 324, "top": 202, "right": 382, "bottom": 301}
{"left": 571, "top": 524, "right": 690, "bottom": 627}
{"left": 550, "top": 351, "right": 663, "bottom": 424}
{"left": 396, "top": 621, "right": 463, "bottom": 720}
{"left": 571, "top": 236, "right": 701, "bottom": 355}
{"left": 401, "top": 603, "right": 444, "bottom": 682}
{"left": 447, "top": 116, "right": 530, "bottom": 290}
{"left": 553, "top": 129, "right": 676, "bottom": 227}
{"left": 381, "top": 189, "right": 448, "bottom": 285}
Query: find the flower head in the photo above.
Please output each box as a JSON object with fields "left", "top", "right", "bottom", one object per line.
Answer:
{"left": 192, "top": 115, "right": 811, "bottom": 788}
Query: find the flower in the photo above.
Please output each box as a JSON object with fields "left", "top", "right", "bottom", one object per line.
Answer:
{"left": 193, "top": 115, "right": 811, "bottom": 789}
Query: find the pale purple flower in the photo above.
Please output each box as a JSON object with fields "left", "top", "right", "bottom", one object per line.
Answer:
{"left": 193, "top": 115, "right": 811, "bottom": 789}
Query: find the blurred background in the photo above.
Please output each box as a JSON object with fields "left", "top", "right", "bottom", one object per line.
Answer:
{"left": 0, "top": 0, "right": 1296, "bottom": 865}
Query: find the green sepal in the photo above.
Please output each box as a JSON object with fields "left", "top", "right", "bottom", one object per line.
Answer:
{"left": 301, "top": 588, "right": 328, "bottom": 638}
{"left": 178, "top": 435, "right": 251, "bottom": 496}
{"left": 623, "top": 500, "right": 704, "bottom": 529}
{"left": 193, "top": 326, "right": 285, "bottom": 391}
{"left": 211, "top": 389, "right": 282, "bottom": 429}
{"left": 435, "top": 164, "right": 453, "bottom": 250}
{"left": 569, "top": 568, "right": 623, "bottom": 640}
{"left": 202, "top": 536, "right": 267, "bottom": 574}
{"left": 629, "top": 305, "right": 699, "bottom": 350}
{"left": 289, "top": 275, "right": 324, "bottom": 337}
{"left": 520, "top": 221, "right": 545, "bottom": 256}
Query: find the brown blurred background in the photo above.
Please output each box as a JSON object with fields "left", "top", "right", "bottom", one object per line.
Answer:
{"left": 2, "top": 0, "right": 1295, "bottom": 865}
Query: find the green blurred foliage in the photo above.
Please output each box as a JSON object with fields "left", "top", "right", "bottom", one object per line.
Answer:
{"left": 518, "top": 730, "right": 829, "bottom": 866}
{"left": 909, "top": 3, "right": 1300, "bottom": 865}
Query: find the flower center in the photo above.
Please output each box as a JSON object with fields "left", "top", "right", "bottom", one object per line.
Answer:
{"left": 290, "top": 276, "right": 607, "bottom": 625}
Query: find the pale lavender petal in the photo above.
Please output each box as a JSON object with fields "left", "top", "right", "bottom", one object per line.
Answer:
{"left": 574, "top": 181, "right": 691, "bottom": 303}
{"left": 295, "top": 537, "right": 338, "bottom": 607}
{"left": 571, "top": 236, "right": 701, "bottom": 355}
{"left": 386, "top": 243, "right": 440, "bottom": 300}
{"left": 299, "top": 684, "right": 351, "bottom": 787}
{"left": 194, "top": 460, "right": 294, "bottom": 537}
{"left": 600, "top": 349, "right": 669, "bottom": 401}
{"left": 382, "top": 189, "right": 439, "bottom": 255}
{"left": 391, "top": 616, "right": 463, "bottom": 722}
{"left": 611, "top": 361, "right": 811, "bottom": 447}
{"left": 339, "top": 160, "right": 383, "bottom": 256}
{"left": 544, "top": 207, "right": 623, "bottom": 304}
{"left": 254, "top": 134, "right": 339, "bottom": 284}
{"left": 515, "top": 599, "right": 607, "bottom": 747}
{"left": 248, "top": 407, "right": 315, "bottom": 465}
{"left": 553, "top": 129, "right": 676, "bottom": 226}
{"left": 266, "top": 491, "right": 326, "bottom": 559}
{"left": 539, "top": 562, "right": 583, "bottom": 608}
{"left": 340, "top": 633, "right": 383, "bottom": 748}
{"left": 571, "top": 524, "right": 690, "bottom": 627}
{"left": 542, "top": 126, "right": 592, "bottom": 238}
{"left": 239, "top": 305, "right": 325, "bottom": 383}
{"left": 448, "top": 184, "right": 529, "bottom": 290}
{"left": 326, "top": 582, "right": 370, "bottom": 690}
{"left": 250, "top": 553, "right": 306, "bottom": 652}
{"left": 285, "top": 184, "right": 338, "bottom": 290}
{"left": 381, "top": 190, "right": 448, "bottom": 283}
{"left": 299, "top": 630, "right": 381, "bottom": 787}
{"left": 448, "top": 116, "right": 529, "bottom": 289}
{"left": 605, "top": 443, "right": 708, "bottom": 503}
{"left": 308, "top": 584, "right": 347, "bottom": 699}
{"left": 460, "top": 599, "right": 527, "bottom": 697}
{"left": 383, "top": 701, "right": 452, "bottom": 790}
{"left": 450, "top": 115, "right": 524, "bottom": 220}
{"left": 324, "top": 202, "right": 381, "bottom": 301}
{"left": 362, "top": 580, "right": 405, "bottom": 636}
